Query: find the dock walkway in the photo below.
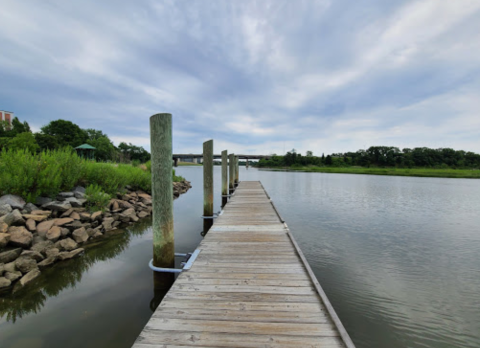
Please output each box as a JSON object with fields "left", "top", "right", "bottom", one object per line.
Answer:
{"left": 133, "top": 181, "right": 354, "bottom": 348}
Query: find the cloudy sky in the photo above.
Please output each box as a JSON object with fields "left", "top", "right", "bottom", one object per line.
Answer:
{"left": 1, "top": 0, "right": 480, "bottom": 155}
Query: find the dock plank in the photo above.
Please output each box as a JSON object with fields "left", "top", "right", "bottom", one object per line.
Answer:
{"left": 132, "top": 181, "right": 352, "bottom": 348}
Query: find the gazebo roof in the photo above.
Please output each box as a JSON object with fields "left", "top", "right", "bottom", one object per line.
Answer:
{"left": 75, "top": 144, "right": 96, "bottom": 150}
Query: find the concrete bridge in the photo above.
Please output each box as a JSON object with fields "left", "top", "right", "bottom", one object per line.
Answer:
{"left": 172, "top": 154, "right": 269, "bottom": 165}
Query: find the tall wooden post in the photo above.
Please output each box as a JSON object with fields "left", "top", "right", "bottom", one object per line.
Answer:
{"left": 229, "top": 153, "right": 235, "bottom": 194}
{"left": 150, "top": 113, "right": 174, "bottom": 289}
{"left": 235, "top": 156, "right": 239, "bottom": 186}
{"left": 222, "top": 150, "right": 228, "bottom": 207}
{"left": 203, "top": 140, "right": 214, "bottom": 234}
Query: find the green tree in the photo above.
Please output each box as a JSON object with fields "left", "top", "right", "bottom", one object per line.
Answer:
{"left": 87, "top": 136, "right": 116, "bottom": 161}
{"left": 10, "top": 117, "right": 31, "bottom": 136}
{"left": 325, "top": 155, "right": 333, "bottom": 165}
{"left": 41, "top": 119, "right": 87, "bottom": 147}
{"left": 8, "top": 132, "right": 39, "bottom": 153}
{"left": 306, "top": 150, "right": 313, "bottom": 157}
{"left": 118, "top": 142, "right": 150, "bottom": 163}
{"left": 35, "top": 133, "right": 59, "bottom": 151}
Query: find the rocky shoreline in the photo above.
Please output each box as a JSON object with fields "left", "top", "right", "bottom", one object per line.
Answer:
{"left": 0, "top": 180, "right": 191, "bottom": 294}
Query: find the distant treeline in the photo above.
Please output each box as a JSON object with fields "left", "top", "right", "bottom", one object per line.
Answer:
{"left": 0, "top": 118, "right": 150, "bottom": 163}
{"left": 257, "top": 146, "right": 480, "bottom": 169}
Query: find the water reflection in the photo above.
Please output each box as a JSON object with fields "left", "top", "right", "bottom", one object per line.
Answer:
{"left": 0, "top": 218, "right": 152, "bottom": 323}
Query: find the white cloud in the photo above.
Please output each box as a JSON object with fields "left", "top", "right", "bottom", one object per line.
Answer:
{"left": 0, "top": 0, "right": 479, "bottom": 156}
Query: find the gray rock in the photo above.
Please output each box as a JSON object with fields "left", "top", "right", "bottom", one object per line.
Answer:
{"left": 72, "top": 227, "right": 88, "bottom": 243}
{"left": 46, "top": 226, "right": 61, "bottom": 242}
{"left": 23, "top": 203, "right": 39, "bottom": 214}
{"left": 0, "top": 233, "right": 10, "bottom": 248}
{"left": 0, "top": 263, "right": 4, "bottom": 276}
{"left": 0, "top": 195, "right": 26, "bottom": 210}
{"left": 31, "top": 240, "right": 54, "bottom": 256}
{"left": 31, "top": 210, "right": 51, "bottom": 216}
{"left": 4, "top": 271, "right": 22, "bottom": 282}
{"left": 137, "top": 211, "right": 149, "bottom": 218}
{"left": 8, "top": 226, "right": 33, "bottom": 248}
{"left": 130, "top": 215, "right": 139, "bottom": 222}
{"left": 25, "top": 218, "right": 36, "bottom": 231}
{"left": 35, "top": 197, "right": 52, "bottom": 206}
{"left": 112, "top": 221, "right": 121, "bottom": 228}
{"left": 38, "top": 256, "right": 57, "bottom": 268}
{"left": 15, "top": 256, "right": 38, "bottom": 273}
{"left": 36, "top": 220, "right": 56, "bottom": 237}
{"left": 53, "top": 218, "right": 74, "bottom": 227}
{"left": 60, "top": 228, "right": 70, "bottom": 237}
{"left": 74, "top": 191, "right": 86, "bottom": 199}
{"left": 0, "top": 249, "right": 22, "bottom": 264}
{"left": 65, "top": 197, "right": 83, "bottom": 207}
{"left": 32, "top": 235, "right": 45, "bottom": 245}
{"left": 55, "top": 238, "right": 78, "bottom": 251}
{"left": 79, "top": 212, "right": 91, "bottom": 221}
{"left": 0, "top": 204, "right": 12, "bottom": 217}
{"left": 69, "top": 248, "right": 85, "bottom": 258}
{"left": 22, "top": 214, "right": 48, "bottom": 222}
{"left": 65, "top": 220, "right": 84, "bottom": 230}
{"left": 1, "top": 209, "right": 25, "bottom": 226}
{"left": 4, "top": 261, "right": 17, "bottom": 273}
{"left": 45, "top": 248, "right": 60, "bottom": 258}
{"left": 15, "top": 269, "right": 41, "bottom": 289}
{"left": 73, "top": 186, "right": 86, "bottom": 194}
{"left": 76, "top": 199, "right": 87, "bottom": 206}
{"left": 20, "top": 250, "right": 44, "bottom": 262}
{"left": 92, "top": 231, "right": 103, "bottom": 239}
{"left": 42, "top": 201, "right": 72, "bottom": 212}
{"left": 0, "top": 277, "right": 11, "bottom": 289}
{"left": 90, "top": 211, "right": 102, "bottom": 222}
{"left": 58, "top": 248, "right": 84, "bottom": 261}
{"left": 57, "top": 192, "right": 74, "bottom": 201}
{"left": 56, "top": 192, "right": 74, "bottom": 201}
{"left": 102, "top": 217, "right": 115, "bottom": 231}
{"left": 0, "top": 221, "right": 8, "bottom": 233}
{"left": 60, "top": 208, "right": 74, "bottom": 218}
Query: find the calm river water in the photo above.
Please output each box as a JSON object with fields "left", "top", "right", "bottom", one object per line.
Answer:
{"left": 1, "top": 166, "right": 479, "bottom": 348}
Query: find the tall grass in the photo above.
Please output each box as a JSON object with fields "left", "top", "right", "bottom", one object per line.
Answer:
{"left": 0, "top": 148, "right": 183, "bottom": 203}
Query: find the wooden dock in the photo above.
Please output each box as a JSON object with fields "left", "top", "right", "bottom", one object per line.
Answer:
{"left": 133, "top": 181, "right": 355, "bottom": 348}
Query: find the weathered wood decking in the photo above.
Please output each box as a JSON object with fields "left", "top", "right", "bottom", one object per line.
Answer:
{"left": 133, "top": 181, "right": 354, "bottom": 348}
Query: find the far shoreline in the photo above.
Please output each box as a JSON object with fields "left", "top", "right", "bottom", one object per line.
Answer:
{"left": 256, "top": 166, "right": 480, "bottom": 179}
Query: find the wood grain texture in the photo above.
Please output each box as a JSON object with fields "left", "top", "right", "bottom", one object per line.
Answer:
{"left": 149, "top": 113, "right": 174, "bottom": 269}
{"left": 228, "top": 153, "right": 235, "bottom": 193}
{"left": 221, "top": 150, "right": 228, "bottom": 207}
{"left": 132, "top": 181, "right": 351, "bottom": 348}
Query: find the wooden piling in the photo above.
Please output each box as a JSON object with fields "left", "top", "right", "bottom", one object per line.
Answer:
{"left": 203, "top": 140, "right": 214, "bottom": 233}
{"left": 229, "top": 153, "right": 235, "bottom": 194}
{"left": 235, "top": 156, "right": 239, "bottom": 186}
{"left": 221, "top": 150, "right": 228, "bottom": 207}
{"left": 149, "top": 113, "right": 174, "bottom": 289}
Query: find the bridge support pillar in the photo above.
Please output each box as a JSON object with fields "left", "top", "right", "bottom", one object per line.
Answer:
{"left": 173, "top": 157, "right": 179, "bottom": 167}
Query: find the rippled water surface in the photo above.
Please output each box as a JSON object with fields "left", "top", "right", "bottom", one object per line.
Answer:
{"left": 1, "top": 166, "right": 479, "bottom": 348}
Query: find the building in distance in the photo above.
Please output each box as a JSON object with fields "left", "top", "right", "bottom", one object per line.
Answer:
{"left": 0, "top": 110, "right": 14, "bottom": 125}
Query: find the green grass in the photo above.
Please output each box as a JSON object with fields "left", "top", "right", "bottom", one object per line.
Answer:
{"left": 0, "top": 148, "right": 186, "bottom": 203}
{"left": 264, "top": 166, "right": 480, "bottom": 179}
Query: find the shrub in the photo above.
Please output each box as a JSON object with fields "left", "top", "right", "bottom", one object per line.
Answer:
{"left": 85, "top": 184, "right": 111, "bottom": 212}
